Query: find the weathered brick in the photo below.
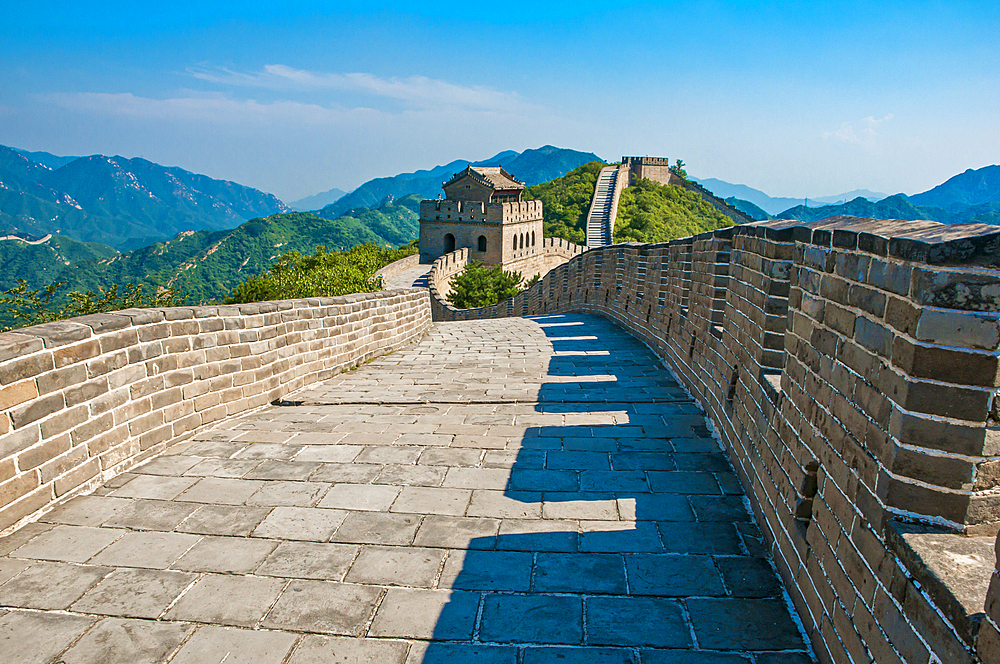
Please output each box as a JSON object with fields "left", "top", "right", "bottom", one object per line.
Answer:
{"left": 18, "top": 320, "right": 91, "bottom": 347}
{"left": 888, "top": 443, "right": 975, "bottom": 490}
{"left": 915, "top": 308, "right": 1000, "bottom": 351}
{"left": 40, "top": 404, "right": 88, "bottom": 439}
{"left": 0, "top": 380, "right": 38, "bottom": 411}
{"left": 1, "top": 351, "right": 54, "bottom": 386}
{"left": 38, "top": 444, "right": 89, "bottom": 483}
{"left": 53, "top": 456, "right": 101, "bottom": 497}
{"left": 0, "top": 483, "right": 52, "bottom": 530}
{"left": 9, "top": 393, "right": 64, "bottom": 429}
{"left": 0, "top": 470, "right": 40, "bottom": 508}
{"left": 52, "top": 339, "right": 101, "bottom": 369}
{"left": 64, "top": 377, "right": 109, "bottom": 407}
{"left": 854, "top": 317, "right": 894, "bottom": 358}
{"left": 893, "top": 336, "right": 1000, "bottom": 387}
{"left": 890, "top": 407, "right": 986, "bottom": 456}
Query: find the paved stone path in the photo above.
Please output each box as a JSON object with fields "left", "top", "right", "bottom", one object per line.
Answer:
{"left": 382, "top": 264, "right": 431, "bottom": 290}
{"left": 0, "top": 313, "right": 812, "bottom": 663}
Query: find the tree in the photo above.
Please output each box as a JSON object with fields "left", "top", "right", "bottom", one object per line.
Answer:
{"left": 0, "top": 280, "right": 184, "bottom": 332}
{"left": 669, "top": 159, "right": 688, "bottom": 180}
{"left": 446, "top": 262, "right": 525, "bottom": 309}
{"left": 227, "top": 242, "right": 417, "bottom": 304}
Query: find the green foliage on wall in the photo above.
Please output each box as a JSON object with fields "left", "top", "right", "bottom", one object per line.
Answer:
{"left": 0, "top": 280, "right": 184, "bottom": 332}
{"left": 446, "top": 262, "right": 526, "bottom": 309}
{"left": 228, "top": 242, "right": 417, "bottom": 304}
{"left": 614, "top": 178, "right": 733, "bottom": 243}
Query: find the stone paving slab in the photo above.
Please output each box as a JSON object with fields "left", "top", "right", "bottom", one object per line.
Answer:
{"left": 0, "top": 313, "right": 813, "bottom": 663}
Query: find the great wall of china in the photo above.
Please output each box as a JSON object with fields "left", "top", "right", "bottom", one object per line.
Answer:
{"left": 1, "top": 195, "right": 1000, "bottom": 660}
{"left": 427, "top": 214, "right": 1000, "bottom": 664}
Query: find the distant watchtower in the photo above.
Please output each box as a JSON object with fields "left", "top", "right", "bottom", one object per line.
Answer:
{"left": 622, "top": 156, "right": 683, "bottom": 187}
{"left": 419, "top": 166, "right": 544, "bottom": 272}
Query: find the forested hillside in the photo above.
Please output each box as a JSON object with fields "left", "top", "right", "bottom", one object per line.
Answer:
{"left": 524, "top": 161, "right": 732, "bottom": 244}
{"left": 0, "top": 196, "right": 419, "bottom": 327}
{"left": 522, "top": 161, "right": 605, "bottom": 243}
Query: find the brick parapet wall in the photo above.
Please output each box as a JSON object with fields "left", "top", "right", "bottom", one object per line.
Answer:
{"left": 428, "top": 239, "right": 583, "bottom": 318}
{"left": 0, "top": 290, "right": 431, "bottom": 533}
{"left": 428, "top": 216, "right": 1000, "bottom": 663}
{"left": 371, "top": 253, "right": 420, "bottom": 284}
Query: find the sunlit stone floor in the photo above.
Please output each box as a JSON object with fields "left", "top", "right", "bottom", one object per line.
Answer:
{"left": 0, "top": 314, "right": 812, "bottom": 664}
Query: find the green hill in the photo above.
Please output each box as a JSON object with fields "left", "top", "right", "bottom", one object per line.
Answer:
{"left": 615, "top": 178, "right": 733, "bottom": 243}
{"left": 523, "top": 161, "right": 605, "bottom": 243}
{"left": 0, "top": 196, "right": 420, "bottom": 327}
{"left": 524, "top": 162, "right": 733, "bottom": 244}
{"left": 726, "top": 197, "right": 771, "bottom": 220}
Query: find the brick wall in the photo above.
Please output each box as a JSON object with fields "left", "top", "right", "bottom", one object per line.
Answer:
{"left": 428, "top": 216, "right": 1000, "bottom": 663}
{"left": 0, "top": 290, "right": 431, "bottom": 533}
{"left": 372, "top": 253, "right": 420, "bottom": 283}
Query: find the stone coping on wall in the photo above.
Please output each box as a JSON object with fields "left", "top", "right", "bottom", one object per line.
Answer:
{"left": 0, "top": 288, "right": 432, "bottom": 533}
{"left": 371, "top": 253, "right": 420, "bottom": 283}
{"left": 887, "top": 520, "right": 997, "bottom": 647}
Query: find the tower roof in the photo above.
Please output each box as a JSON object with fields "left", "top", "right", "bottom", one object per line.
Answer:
{"left": 444, "top": 165, "right": 525, "bottom": 191}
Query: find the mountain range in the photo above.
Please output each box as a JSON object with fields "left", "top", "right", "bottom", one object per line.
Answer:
{"left": 694, "top": 177, "right": 889, "bottom": 216}
{"left": 316, "top": 145, "right": 602, "bottom": 219}
{"left": 774, "top": 166, "right": 1000, "bottom": 226}
{"left": 0, "top": 195, "right": 420, "bottom": 324}
{"left": 0, "top": 145, "right": 288, "bottom": 250}
{"left": 287, "top": 187, "right": 347, "bottom": 212}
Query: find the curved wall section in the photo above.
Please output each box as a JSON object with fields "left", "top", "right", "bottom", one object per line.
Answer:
{"left": 428, "top": 238, "right": 584, "bottom": 317}
{"left": 430, "top": 218, "right": 1000, "bottom": 664}
{"left": 0, "top": 290, "right": 431, "bottom": 531}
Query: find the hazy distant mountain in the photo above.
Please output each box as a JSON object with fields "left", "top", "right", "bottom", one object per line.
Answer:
{"left": 287, "top": 187, "right": 348, "bottom": 211}
{"left": 13, "top": 148, "right": 80, "bottom": 170}
{"left": 775, "top": 195, "right": 942, "bottom": 223}
{"left": 318, "top": 146, "right": 601, "bottom": 219}
{"left": 909, "top": 165, "right": 1000, "bottom": 211}
{"left": 773, "top": 165, "right": 1000, "bottom": 226}
{"left": 725, "top": 197, "right": 771, "bottom": 220}
{"left": 776, "top": 193, "right": 1000, "bottom": 226}
{"left": 810, "top": 190, "right": 891, "bottom": 205}
{"left": 694, "top": 177, "right": 888, "bottom": 215}
{"left": 0, "top": 145, "right": 289, "bottom": 250}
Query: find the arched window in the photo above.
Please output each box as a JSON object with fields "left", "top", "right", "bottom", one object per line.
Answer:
{"left": 520, "top": 234, "right": 525, "bottom": 249}
{"left": 478, "top": 235, "right": 487, "bottom": 252}
{"left": 444, "top": 233, "right": 455, "bottom": 253}
{"left": 532, "top": 231, "right": 536, "bottom": 246}
{"left": 512, "top": 236, "right": 517, "bottom": 251}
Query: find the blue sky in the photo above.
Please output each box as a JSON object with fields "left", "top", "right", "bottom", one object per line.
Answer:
{"left": 1, "top": 1, "right": 997, "bottom": 202}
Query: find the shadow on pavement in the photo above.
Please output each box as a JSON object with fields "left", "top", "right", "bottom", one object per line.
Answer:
{"left": 417, "top": 314, "right": 808, "bottom": 663}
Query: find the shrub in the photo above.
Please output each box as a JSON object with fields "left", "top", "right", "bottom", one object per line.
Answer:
{"left": 446, "top": 262, "right": 525, "bottom": 309}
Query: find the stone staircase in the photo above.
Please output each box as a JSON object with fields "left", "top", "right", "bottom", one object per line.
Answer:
{"left": 585, "top": 164, "right": 626, "bottom": 248}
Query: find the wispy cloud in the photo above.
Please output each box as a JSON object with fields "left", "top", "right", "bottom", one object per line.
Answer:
{"left": 824, "top": 114, "right": 894, "bottom": 146}
{"left": 187, "top": 64, "right": 523, "bottom": 110}
{"left": 40, "top": 92, "right": 390, "bottom": 125}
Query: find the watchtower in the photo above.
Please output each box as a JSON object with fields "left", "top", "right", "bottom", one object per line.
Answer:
{"left": 622, "top": 156, "right": 683, "bottom": 187}
{"left": 419, "top": 166, "right": 544, "bottom": 273}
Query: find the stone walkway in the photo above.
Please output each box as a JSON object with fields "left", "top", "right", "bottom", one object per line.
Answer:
{"left": 381, "top": 264, "right": 431, "bottom": 290}
{"left": 0, "top": 314, "right": 812, "bottom": 664}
